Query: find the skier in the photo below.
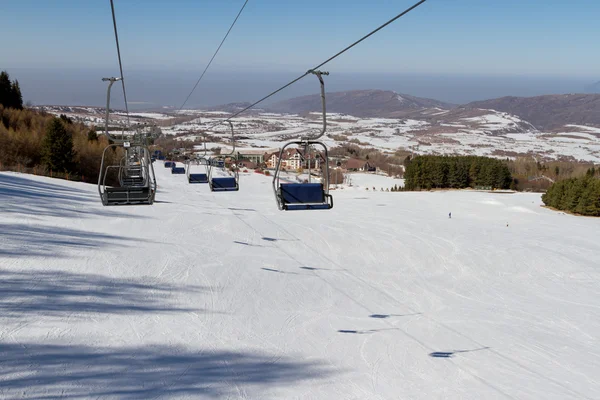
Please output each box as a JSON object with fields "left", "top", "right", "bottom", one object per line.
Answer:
{"left": 449, "top": 212, "right": 452, "bottom": 219}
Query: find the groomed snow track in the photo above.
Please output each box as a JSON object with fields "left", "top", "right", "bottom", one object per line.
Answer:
{"left": 0, "top": 168, "right": 599, "bottom": 399}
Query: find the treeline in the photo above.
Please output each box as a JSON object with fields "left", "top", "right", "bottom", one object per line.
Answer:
{"left": 506, "top": 156, "right": 596, "bottom": 192}
{"left": 542, "top": 172, "right": 600, "bottom": 216}
{"left": 404, "top": 155, "right": 512, "bottom": 190}
{"left": 0, "top": 71, "right": 23, "bottom": 110}
{"left": 0, "top": 105, "right": 120, "bottom": 183}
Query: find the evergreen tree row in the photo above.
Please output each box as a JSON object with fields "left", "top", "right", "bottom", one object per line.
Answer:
{"left": 404, "top": 155, "right": 512, "bottom": 190}
{"left": 541, "top": 175, "right": 600, "bottom": 216}
{"left": 0, "top": 71, "right": 23, "bottom": 110}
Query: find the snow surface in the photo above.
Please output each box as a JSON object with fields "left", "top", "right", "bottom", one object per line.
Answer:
{"left": 341, "top": 172, "right": 404, "bottom": 190}
{"left": 1, "top": 169, "right": 599, "bottom": 399}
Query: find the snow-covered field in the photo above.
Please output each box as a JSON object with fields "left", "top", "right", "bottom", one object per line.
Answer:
{"left": 1, "top": 167, "right": 598, "bottom": 399}
{"left": 340, "top": 172, "right": 404, "bottom": 190}
{"left": 158, "top": 110, "right": 600, "bottom": 163}
{"left": 38, "top": 105, "right": 600, "bottom": 162}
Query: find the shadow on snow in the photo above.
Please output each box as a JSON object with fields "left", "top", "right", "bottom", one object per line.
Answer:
{"left": 0, "top": 269, "right": 203, "bottom": 318}
{"left": 429, "top": 347, "right": 490, "bottom": 358}
{"left": 0, "top": 342, "right": 336, "bottom": 399}
{"left": 0, "top": 173, "right": 148, "bottom": 219}
{"left": 0, "top": 223, "right": 148, "bottom": 258}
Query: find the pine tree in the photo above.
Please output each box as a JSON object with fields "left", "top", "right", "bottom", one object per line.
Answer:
{"left": 0, "top": 71, "right": 12, "bottom": 108}
{"left": 87, "top": 128, "right": 98, "bottom": 141}
{"left": 42, "top": 118, "right": 76, "bottom": 173}
{"left": 11, "top": 80, "right": 23, "bottom": 109}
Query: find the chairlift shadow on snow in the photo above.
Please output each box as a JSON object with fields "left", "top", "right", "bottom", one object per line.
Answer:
{"left": 299, "top": 266, "right": 340, "bottom": 272}
{"left": 0, "top": 342, "right": 336, "bottom": 398}
{"left": 429, "top": 347, "right": 490, "bottom": 358}
{"left": 369, "top": 313, "right": 422, "bottom": 319}
{"left": 0, "top": 223, "right": 152, "bottom": 258}
{"left": 261, "top": 237, "right": 297, "bottom": 242}
{"left": 337, "top": 328, "right": 399, "bottom": 335}
{"left": 234, "top": 241, "right": 267, "bottom": 248}
{"left": 261, "top": 267, "right": 306, "bottom": 276}
{"left": 0, "top": 174, "right": 149, "bottom": 220}
{"left": 0, "top": 269, "right": 205, "bottom": 319}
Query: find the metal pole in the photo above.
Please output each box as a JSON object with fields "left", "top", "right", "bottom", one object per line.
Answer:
{"left": 102, "top": 77, "right": 122, "bottom": 143}
{"left": 304, "top": 70, "right": 329, "bottom": 141}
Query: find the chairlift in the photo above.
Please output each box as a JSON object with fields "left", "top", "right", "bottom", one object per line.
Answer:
{"left": 273, "top": 70, "right": 333, "bottom": 210}
{"left": 97, "top": 77, "right": 156, "bottom": 206}
{"left": 186, "top": 133, "right": 209, "bottom": 183}
{"left": 208, "top": 121, "right": 239, "bottom": 192}
{"left": 171, "top": 162, "right": 186, "bottom": 174}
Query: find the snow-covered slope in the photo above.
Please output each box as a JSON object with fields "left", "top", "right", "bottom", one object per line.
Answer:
{"left": 1, "top": 168, "right": 598, "bottom": 399}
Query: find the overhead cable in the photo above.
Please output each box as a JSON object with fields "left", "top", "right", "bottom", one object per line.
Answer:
{"left": 178, "top": 0, "right": 250, "bottom": 112}
{"left": 206, "top": 0, "right": 428, "bottom": 130}
{"left": 109, "top": 0, "right": 131, "bottom": 127}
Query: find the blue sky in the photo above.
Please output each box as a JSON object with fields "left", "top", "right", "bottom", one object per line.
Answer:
{"left": 1, "top": 0, "right": 599, "bottom": 107}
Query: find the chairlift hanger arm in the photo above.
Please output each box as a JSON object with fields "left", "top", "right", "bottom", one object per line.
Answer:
{"left": 102, "top": 77, "right": 123, "bottom": 143}
{"left": 303, "top": 70, "right": 328, "bottom": 141}
{"left": 227, "top": 121, "right": 236, "bottom": 156}
{"left": 212, "top": 121, "right": 236, "bottom": 158}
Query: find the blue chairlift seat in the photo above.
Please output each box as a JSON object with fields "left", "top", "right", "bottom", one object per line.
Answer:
{"left": 211, "top": 177, "right": 238, "bottom": 191}
{"left": 171, "top": 165, "right": 186, "bottom": 174}
{"left": 280, "top": 183, "right": 332, "bottom": 210}
{"left": 189, "top": 173, "right": 208, "bottom": 183}
{"left": 164, "top": 161, "right": 173, "bottom": 168}
{"left": 158, "top": 155, "right": 165, "bottom": 160}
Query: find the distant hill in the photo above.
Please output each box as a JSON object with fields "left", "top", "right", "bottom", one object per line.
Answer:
{"left": 269, "top": 90, "right": 454, "bottom": 118}
{"left": 585, "top": 81, "right": 600, "bottom": 93}
{"left": 205, "top": 102, "right": 256, "bottom": 114}
{"left": 466, "top": 94, "right": 600, "bottom": 130}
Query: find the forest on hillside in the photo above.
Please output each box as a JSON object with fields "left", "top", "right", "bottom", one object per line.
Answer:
{"left": 0, "top": 71, "right": 121, "bottom": 183}
{"left": 403, "top": 155, "right": 512, "bottom": 190}
{"left": 542, "top": 171, "right": 600, "bottom": 216}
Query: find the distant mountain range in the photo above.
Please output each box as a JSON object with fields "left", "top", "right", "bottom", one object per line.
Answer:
{"left": 210, "top": 90, "right": 598, "bottom": 130}
{"left": 205, "top": 102, "right": 255, "bottom": 114}
{"left": 268, "top": 90, "right": 454, "bottom": 117}
{"left": 465, "top": 94, "right": 600, "bottom": 130}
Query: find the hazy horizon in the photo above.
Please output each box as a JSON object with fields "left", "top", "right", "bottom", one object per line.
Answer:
{"left": 2, "top": 0, "right": 600, "bottom": 111}
{"left": 3, "top": 67, "right": 598, "bottom": 111}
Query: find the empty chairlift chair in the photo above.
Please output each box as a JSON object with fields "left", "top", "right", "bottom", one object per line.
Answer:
{"left": 187, "top": 158, "right": 209, "bottom": 183}
{"left": 98, "top": 142, "right": 156, "bottom": 206}
{"left": 171, "top": 162, "right": 186, "bottom": 174}
{"left": 187, "top": 136, "right": 209, "bottom": 183}
{"left": 273, "top": 70, "right": 333, "bottom": 211}
{"left": 97, "top": 77, "right": 157, "bottom": 206}
{"left": 208, "top": 121, "right": 239, "bottom": 192}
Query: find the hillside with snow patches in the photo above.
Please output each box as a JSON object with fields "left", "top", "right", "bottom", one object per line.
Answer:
{"left": 1, "top": 167, "right": 599, "bottom": 399}
{"left": 38, "top": 99, "right": 600, "bottom": 162}
{"left": 159, "top": 110, "right": 600, "bottom": 163}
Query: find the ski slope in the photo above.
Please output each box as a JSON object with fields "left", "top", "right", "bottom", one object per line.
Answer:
{"left": 1, "top": 167, "right": 599, "bottom": 399}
